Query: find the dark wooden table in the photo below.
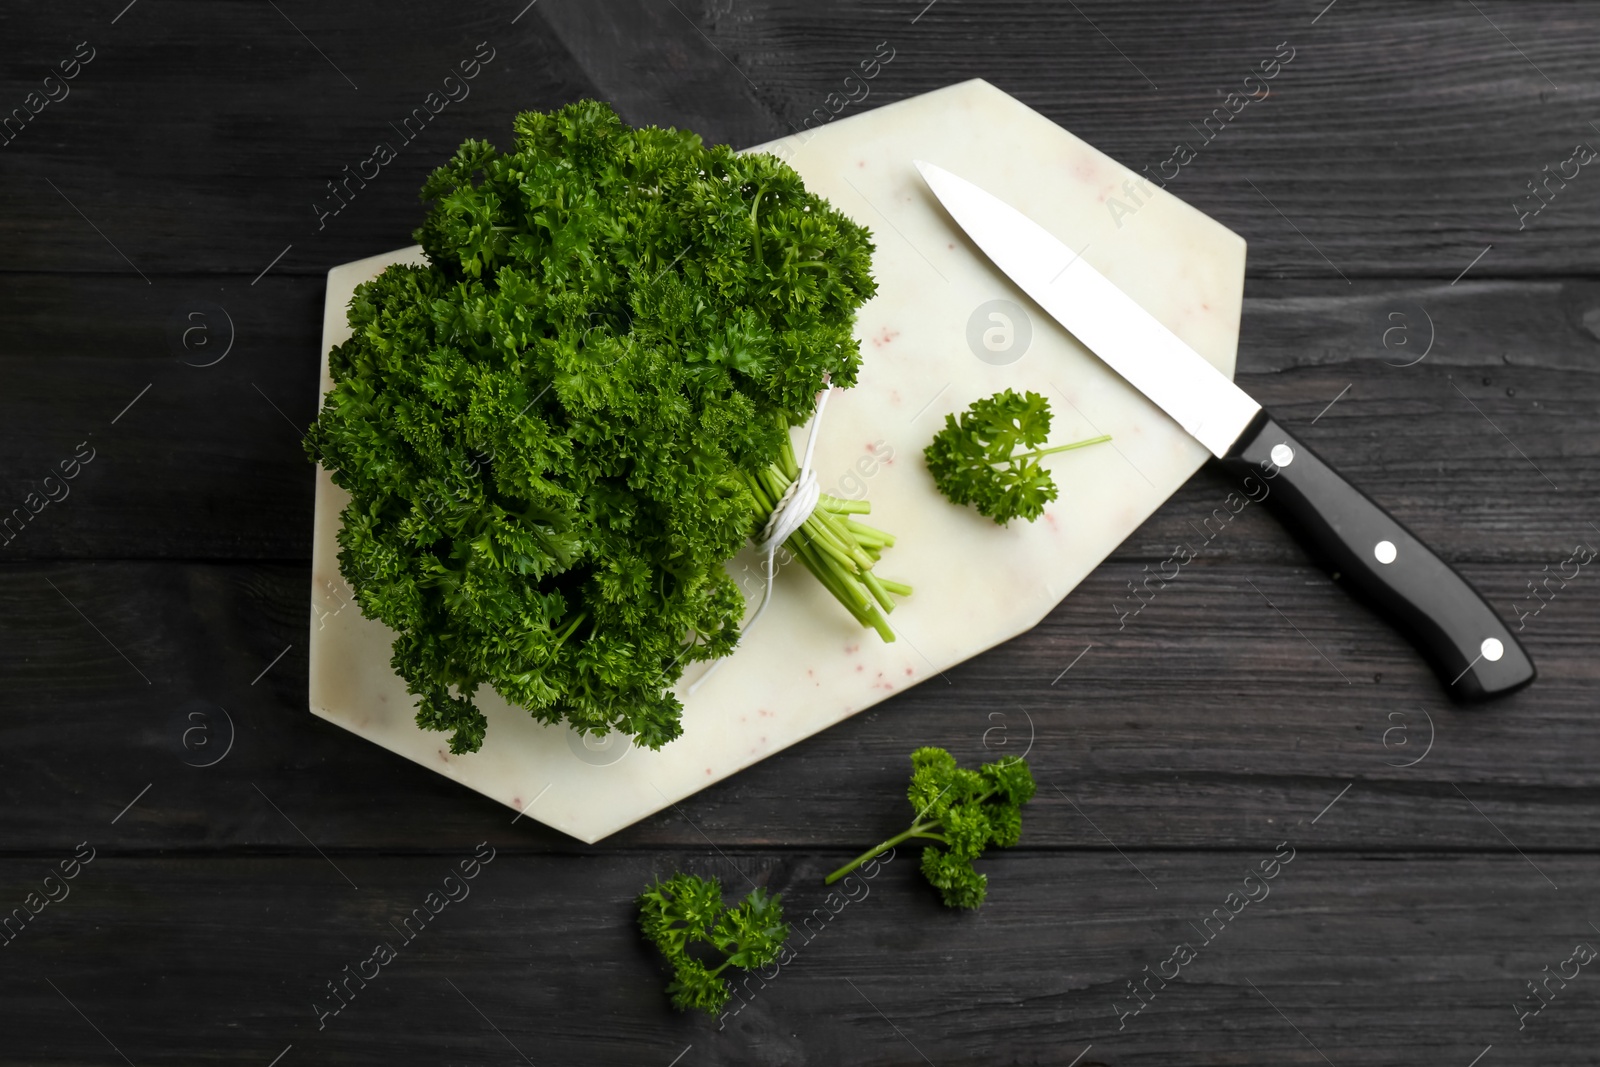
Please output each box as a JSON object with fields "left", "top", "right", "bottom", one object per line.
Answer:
{"left": 3, "top": 2, "right": 1597, "bottom": 1063}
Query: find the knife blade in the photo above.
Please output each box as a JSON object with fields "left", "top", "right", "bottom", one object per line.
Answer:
{"left": 915, "top": 160, "right": 1534, "bottom": 701}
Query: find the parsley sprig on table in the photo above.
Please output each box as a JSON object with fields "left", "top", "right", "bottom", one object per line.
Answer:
{"left": 306, "top": 101, "right": 904, "bottom": 754}
{"left": 924, "top": 388, "right": 1110, "bottom": 526}
{"left": 638, "top": 873, "right": 788, "bottom": 1014}
{"left": 825, "top": 747, "right": 1036, "bottom": 909}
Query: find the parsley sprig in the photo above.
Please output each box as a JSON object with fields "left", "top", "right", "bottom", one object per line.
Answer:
{"left": 638, "top": 873, "right": 788, "bottom": 1014}
{"left": 306, "top": 101, "right": 903, "bottom": 754}
{"left": 924, "top": 388, "right": 1110, "bottom": 526}
{"left": 825, "top": 747, "right": 1036, "bottom": 909}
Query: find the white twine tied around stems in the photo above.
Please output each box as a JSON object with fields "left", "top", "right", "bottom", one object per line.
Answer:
{"left": 687, "top": 380, "right": 831, "bottom": 696}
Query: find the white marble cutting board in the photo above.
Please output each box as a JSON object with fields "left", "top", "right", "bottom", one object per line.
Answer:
{"left": 308, "top": 79, "right": 1246, "bottom": 842}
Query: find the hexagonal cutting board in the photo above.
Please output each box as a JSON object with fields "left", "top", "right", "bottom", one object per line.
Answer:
{"left": 308, "top": 79, "right": 1246, "bottom": 842}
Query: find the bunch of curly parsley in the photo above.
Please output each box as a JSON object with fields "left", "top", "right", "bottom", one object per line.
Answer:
{"left": 306, "top": 101, "right": 882, "bottom": 754}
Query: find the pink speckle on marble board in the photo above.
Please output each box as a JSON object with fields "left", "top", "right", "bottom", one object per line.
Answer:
{"left": 845, "top": 643, "right": 860, "bottom": 655}
{"left": 871, "top": 327, "right": 900, "bottom": 347}
{"left": 904, "top": 667, "right": 913, "bottom": 676}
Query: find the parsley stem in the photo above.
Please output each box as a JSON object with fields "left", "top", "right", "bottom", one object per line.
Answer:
{"left": 795, "top": 539, "right": 876, "bottom": 628}
{"left": 551, "top": 611, "right": 587, "bottom": 647}
{"left": 765, "top": 468, "right": 869, "bottom": 570}
{"left": 977, "top": 434, "right": 1112, "bottom": 467}
{"left": 843, "top": 519, "right": 893, "bottom": 546}
{"left": 795, "top": 513, "right": 858, "bottom": 571}
{"left": 865, "top": 608, "right": 895, "bottom": 642}
{"left": 824, "top": 820, "right": 945, "bottom": 885}
{"left": 812, "top": 509, "right": 876, "bottom": 572}
{"left": 754, "top": 488, "right": 870, "bottom": 621}
{"left": 812, "top": 530, "right": 859, "bottom": 573}
{"left": 846, "top": 527, "right": 889, "bottom": 550}
{"left": 749, "top": 184, "right": 767, "bottom": 266}
{"left": 740, "top": 418, "right": 908, "bottom": 643}
{"left": 861, "top": 568, "right": 896, "bottom": 614}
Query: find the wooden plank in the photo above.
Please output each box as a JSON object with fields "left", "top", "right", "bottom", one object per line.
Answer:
{"left": 4, "top": 3, "right": 1600, "bottom": 276}
{"left": 536, "top": 0, "right": 781, "bottom": 148}
{"left": 0, "top": 273, "right": 324, "bottom": 560}
{"left": 0, "top": 851, "right": 1594, "bottom": 1063}
{"left": 1, "top": 274, "right": 1592, "bottom": 561}
{"left": 0, "top": 558, "right": 1593, "bottom": 853}
{"left": 0, "top": 0, "right": 601, "bottom": 279}
{"left": 680, "top": 0, "right": 1600, "bottom": 279}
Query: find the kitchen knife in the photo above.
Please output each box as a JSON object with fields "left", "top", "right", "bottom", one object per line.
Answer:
{"left": 915, "top": 160, "right": 1534, "bottom": 701}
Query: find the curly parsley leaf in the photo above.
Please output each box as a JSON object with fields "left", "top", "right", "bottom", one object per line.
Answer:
{"left": 306, "top": 101, "right": 893, "bottom": 754}
{"left": 923, "top": 388, "right": 1110, "bottom": 526}
{"left": 638, "top": 873, "right": 789, "bottom": 1014}
{"left": 824, "top": 746, "right": 1036, "bottom": 909}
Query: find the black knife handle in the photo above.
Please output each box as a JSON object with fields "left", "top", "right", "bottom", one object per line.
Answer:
{"left": 1216, "top": 413, "right": 1534, "bottom": 701}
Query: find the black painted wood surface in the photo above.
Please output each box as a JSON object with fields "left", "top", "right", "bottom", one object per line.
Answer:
{"left": 2, "top": 2, "right": 1597, "bottom": 1064}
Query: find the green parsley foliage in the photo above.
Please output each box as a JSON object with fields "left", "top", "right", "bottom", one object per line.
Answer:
{"left": 923, "top": 388, "right": 1110, "bottom": 526}
{"left": 638, "top": 872, "right": 788, "bottom": 1014}
{"left": 824, "top": 746, "right": 1036, "bottom": 909}
{"left": 306, "top": 101, "right": 888, "bottom": 754}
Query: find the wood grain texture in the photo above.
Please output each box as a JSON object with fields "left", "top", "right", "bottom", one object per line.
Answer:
{"left": 1, "top": 0, "right": 1597, "bottom": 1063}
{"left": 4, "top": 2, "right": 1600, "bottom": 276}
{"left": 666, "top": 0, "right": 1600, "bottom": 279}
{"left": 0, "top": 0, "right": 601, "bottom": 278}
{"left": 0, "top": 852, "right": 1594, "bottom": 1066}
{"left": 0, "top": 275, "right": 1594, "bottom": 560}
{"left": 0, "top": 559, "right": 1594, "bottom": 853}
